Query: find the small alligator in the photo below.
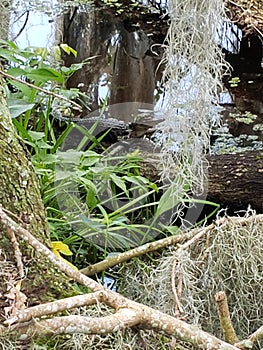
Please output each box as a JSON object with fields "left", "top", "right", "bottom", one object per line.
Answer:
{"left": 53, "top": 114, "right": 128, "bottom": 130}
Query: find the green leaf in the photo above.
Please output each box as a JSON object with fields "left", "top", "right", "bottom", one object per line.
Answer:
{"left": 37, "top": 153, "right": 58, "bottom": 164}
{"left": 57, "top": 150, "right": 83, "bottom": 164}
{"left": 7, "top": 80, "right": 32, "bottom": 98}
{"left": 7, "top": 67, "right": 26, "bottom": 77}
{"left": 160, "top": 224, "right": 180, "bottom": 235}
{"left": 35, "top": 140, "right": 53, "bottom": 149}
{"left": 78, "top": 176, "right": 97, "bottom": 192}
{"left": 55, "top": 170, "right": 75, "bottom": 181}
{"left": 32, "top": 47, "right": 48, "bottom": 59}
{"left": 7, "top": 98, "right": 34, "bottom": 118}
{"left": 25, "top": 67, "right": 64, "bottom": 83}
{"left": 78, "top": 214, "right": 105, "bottom": 231}
{"left": 86, "top": 188, "right": 98, "bottom": 210}
{"left": 155, "top": 185, "right": 180, "bottom": 218}
{"left": 28, "top": 130, "right": 45, "bottom": 141}
{"left": 81, "top": 155, "right": 100, "bottom": 167}
{"left": 110, "top": 173, "right": 128, "bottom": 194}
{"left": 0, "top": 39, "right": 18, "bottom": 49}
{"left": 60, "top": 44, "right": 77, "bottom": 57}
{"left": 61, "top": 63, "right": 84, "bottom": 75}
{"left": 0, "top": 49, "right": 24, "bottom": 64}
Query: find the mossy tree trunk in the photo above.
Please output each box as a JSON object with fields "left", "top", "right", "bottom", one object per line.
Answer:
{"left": 0, "top": 76, "right": 75, "bottom": 346}
{"left": 0, "top": 86, "right": 49, "bottom": 244}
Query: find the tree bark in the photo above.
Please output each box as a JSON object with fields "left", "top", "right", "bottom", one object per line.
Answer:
{"left": 0, "top": 75, "right": 75, "bottom": 344}
{"left": 207, "top": 151, "right": 263, "bottom": 213}
{"left": 0, "top": 84, "right": 49, "bottom": 244}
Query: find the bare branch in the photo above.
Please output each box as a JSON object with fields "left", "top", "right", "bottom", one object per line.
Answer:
{"left": 80, "top": 214, "right": 263, "bottom": 276}
{"left": 235, "top": 326, "right": 263, "bottom": 350}
{"left": 15, "top": 308, "right": 142, "bottom": 338}
{"left": 0, "top": 205, "right": 105, "bottom": 294}
{"left": 215, "top": 291, "right": 239, "bottom": 344}
{"left": 4, "top": 291, "right": 106, "bottom": 326}
{"left": 80, "top": 222, "right": 219, "bottom": 276}
{"left": 0, "top": 206, "right": 245, "bottom": 350}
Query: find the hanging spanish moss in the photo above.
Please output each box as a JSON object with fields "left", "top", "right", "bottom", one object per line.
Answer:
{"left": 160, "top": 0, "right": 227, "bottom": 206}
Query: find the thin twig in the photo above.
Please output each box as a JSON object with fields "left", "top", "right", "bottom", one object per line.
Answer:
{"left": 11, "top": 10, "right": 29, "bottom": 41}
{"left": 0, "top": 69, "right": 82, "bottom": 112}
{"left": 171, "top": 258, "right": 184, "bottom": 318}
{"left": 2, "top": 207, "right": 24, "bottom": 224}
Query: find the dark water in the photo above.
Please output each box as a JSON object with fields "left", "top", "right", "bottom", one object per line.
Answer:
{"left": 9, "top": 0, "right": 263, "bottom": 152}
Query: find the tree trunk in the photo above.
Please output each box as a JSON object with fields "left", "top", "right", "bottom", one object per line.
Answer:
{"left": 0, "top": 76, "right": 75, "bottom": 346}
{"left": 0, "top": 85, "right": 49, "bottom": 244}
{"left": 0, "top": 1, "right": 11, "bottom": 41}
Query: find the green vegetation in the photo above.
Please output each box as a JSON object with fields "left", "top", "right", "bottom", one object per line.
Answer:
{"left": 228, "top": 76, "right": 241, "bottom": 87}
{"left": 230, "top": 110, "right": 258, "bottom": 124}
{"left": 0, "top": 40, "right": 219, "bottom": 269}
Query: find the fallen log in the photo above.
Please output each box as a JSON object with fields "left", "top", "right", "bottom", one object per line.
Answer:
{"left": 207, "top": 150, "right": 263, "bottom": 213}
{"left": 105, "top": 141, "right": 263, "bottom": 213}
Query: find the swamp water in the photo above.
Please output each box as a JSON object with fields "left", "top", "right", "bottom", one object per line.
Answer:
{"left": 9, "top": 0, "right": 263, "bottom": 153}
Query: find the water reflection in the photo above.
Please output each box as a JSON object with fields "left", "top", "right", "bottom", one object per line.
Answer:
{"left": 7, "top": 1, "right": 263, "bottom": 152}
{"left": 10, "top": 0, "right": 58, "bottom": 47}
{"left": 60, "top": 4, "right": 166, "bottom": 116}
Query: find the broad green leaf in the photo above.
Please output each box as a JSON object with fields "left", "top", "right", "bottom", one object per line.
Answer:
{"left": 36, "top": 153, "right": 58, "bottom": 164}
{"left": 25, "top": 67, "right": 64, "bottom": 83}
{"left": 7, "top": 67, "right": 26, "bottom": 77}
{"left": 61, "top": 63, "right": 84, "bottom": 75}
{"left": 28, "top": 130, "right": 45, "bottom": 141}
{"left": 78, "top": 176, "right": 97, "bottom": 192}
{"left": 55, "top": 170, "right": 75, "bottom": 181}
{"left": 7, "top": 80, "right": 32, "bottom": 98}
{"left": 0, "top": 49, "right": 23, "bottom": 64}
{"left": 155, "top": 185, "right": 180, "bottom": 218}
{"left": 36, "top": 140, "right": 53, "bottom": 149}
{"left": 86, "top": 188, "right": 98, "bottom": 210}
{"left": 7, "top": 98, "right": 34, "bottom": 118}
{"left": 81, "top": 155, "right": 99, "bottom": 167}
{"left": 57, "top": 150, "right": 83, "bottom": 164}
